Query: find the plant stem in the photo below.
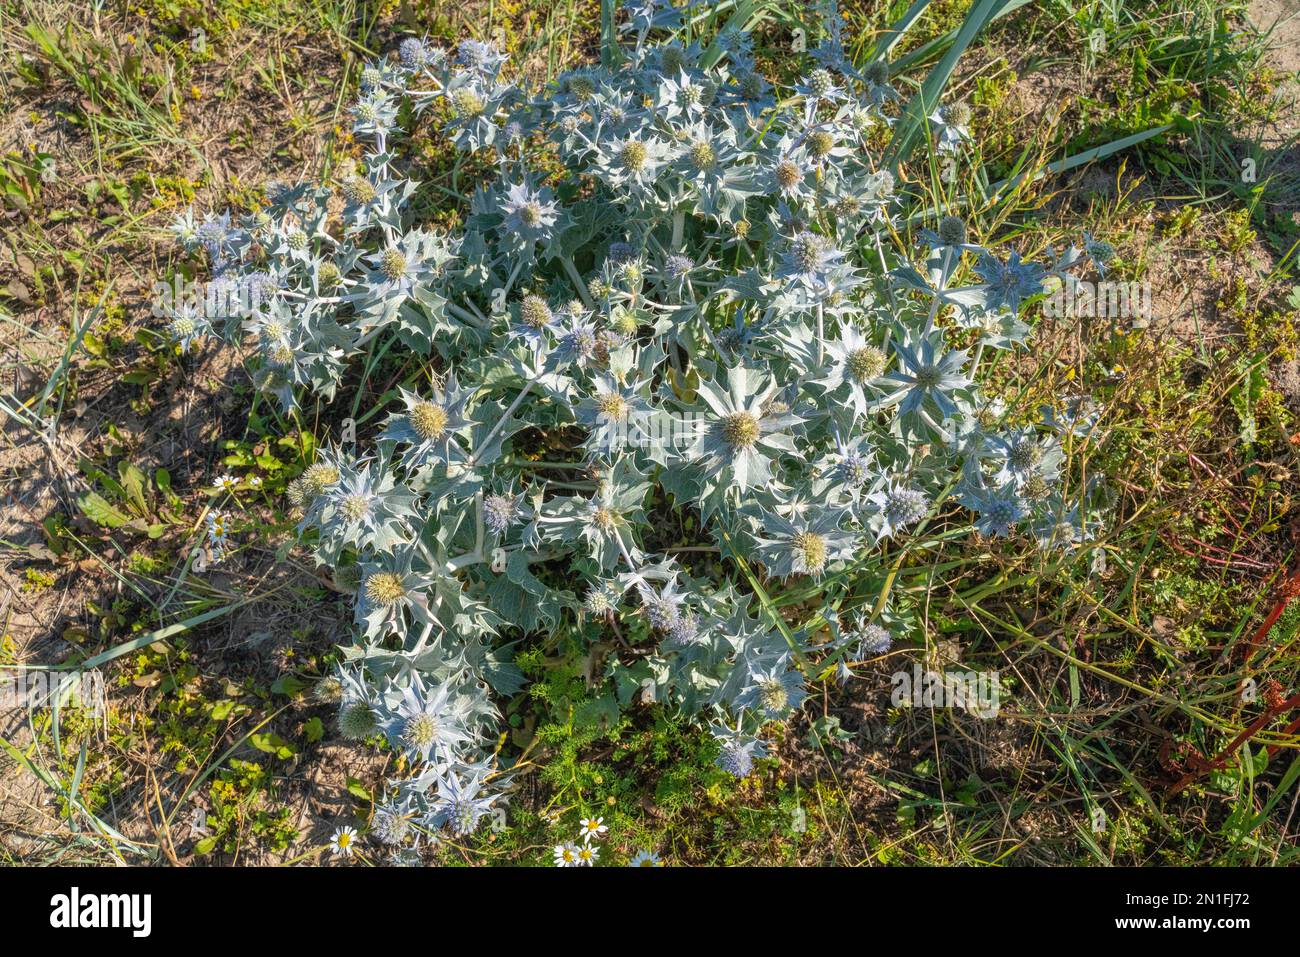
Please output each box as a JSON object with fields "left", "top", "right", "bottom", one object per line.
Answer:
{"left": 468, "top": 374, "right": 539, "bottom": 467}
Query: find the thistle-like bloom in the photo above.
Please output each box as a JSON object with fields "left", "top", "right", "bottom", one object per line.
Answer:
{"left": 552, "top": 313, "right": 600, "bottom": 370}
{"left": 360, "top": 231, "right": 426, "bottom": 302}
{"left": 687, "top": 366, "right": 804, "bottom": 494}
{"left": 541, "top": 459, "right": 650, "bottom": 571}
{"left": 822, "top": 173, "right": 891, "bottom": 230}
{"left": 637, "top": 575, "right": 707, "bottom": 646}
{"left": 509, "top": 294, "right": 559, "bottom": 353}
{"left": 316, "top": 459, "right": 419, "bottom": 554}
{"left": 800, "top": 122, "right": 849, "bottom": 169}
{"left": 765, "top": 145, "right": 813, "bottom": 203}
{"left": 595, "top": 133, "right": 671, "bottom": 196}
{"left": 382, "top": 677, "right": 472, "bottom": 765}
{"left": 399, "top": 37, "right": 438, "bottom": 73}
{"left": 483, "top": 486, "right": 528, "bottom": 536}
{"left": 380, "top": 378, "right": 475, "bottom": 472}
{"left": 656, "top": 70, "right": 708, "bottom": 122}
{"left": 862, "top": 59, "right": 900, "bottom": 106}
{"left": 672, "top": 120, "right": 722, "bottom": 180}
{"left": 796, "top": 67, "right": 848, "bottom": 104}
{"left": 929, "top": 101, "right": 971, "bottom": 153}
{"left": 354, "top": 546, "right": 437, "bottom": 638}
{"left": 1083, "top": 232, "right": 1116, "bottom": 276}
{"left": 169, "top": 206, "right": 199, "bottom": 249}
{"left": 976, "top": 250, "right": 1045, "bottom": 314}
{"left": 440, "top": 71, "right": 507, "bottom": 152}
{"left": 754, "top": 506, "right": 857, "bottom": 579}
{"left": 663, "top": 253, "right": 696, "bottom": 282}
{"left": 371, "top": 798, "right": 416, "bottom": 846}
{"left": 818, "top": 434, "right": 876, "bottom": 503}
{"left": 1032, "top": 500, "right": 1092, "bottom": 551}
{"left": 820, "top": 325, "right": 889, "bottom": 417}
{"left": 338, "top": 697, "right": 377, "bottom": 740}
{"left": 576, "top": 372, "right": 656, "bottom": 453}
{"left": 960, "top": 483, "right": 1026, "bottom": 538}
{"left": 339, "top": 168, "right": 410, "bottom": 235}
{"left": 499, "top": 179, "right": 560, "bottom": 249}
{"left": 583, "top": 578, "right": 626, "bottom": 616}
{"left": 352, "top": 90, "right": 400, "bottom": 138}
{"left": 335, "top": 667, "right": 378, "bottom": 741}
{"left": 854, "top": 621, "right": 893, "bottom": 657}
{"left": 712, "top": 723, "right": 769, "bottom": 778}
{"left": 579, "top": 492, "right": 639, "bottom": 569}
{"left": 455, "top": 38, "right": 508, "bottom": 78}
{"left": 878, "top": 333, "right": 972, "bottom": 425}
{"left": 734, "top": 658, "right": 808, "bottom": 720}
{"left": 428, "top": 766, "right": 501, "bottom": 836}
{"left": 869, "top": 481, "right": 929, "bottom": 540}
{"left": 780, "top": 230, "right": 846, "bottom": 289}
{"left": 194, "top": 210, "right": 240, "bottom": 268}
{"left": 166, "top": 303, "right": 213, "bottom": 355}
{"left": 990, "top": 426, "right": 1064, "bottom": 489}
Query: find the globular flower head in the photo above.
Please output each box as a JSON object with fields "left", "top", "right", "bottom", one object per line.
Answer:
{"left": 382, "top": 677, "right": 472, "bottom": 765}
{"left": 977, "top": 250, "right": 1045, "bottom": 314}
{"left": 711, "top": 723, "right": 769, "bottom": 778}
{"left": 372, "top": 799, "right": 415, "bottom": 845}
{"left": 399, "top": 37, "right": 436, "bottom": 72}
{"left": 338, "top": 699, "right": 377, "bottom": 740}
{"left": 855, "top": 621, "right": 893, "bottom": 657}
{"left": 429, "top": 766, "right": 501, "bottom": 837}
{"left": 483, "top": 490, "right": 523, "bottom": 535}
{"left": 938, "top": 214, "right": 968, "bottom": 247}
{"left": 510, "top": 294, "right": 559, "bottom": 352}
{"left": 734, "top": 658, "right": 808, "bottom": 720}
{"left": 753, "top": 503, "right": 857, "bottom": 580}
{"left": 870, "top": 481, "right": 929, "bottom": 540}
{"left": 688, "top": 366, "right": 804, "bottom": 503}
{"left": 381, "top": 377, "right": 475, "bottom": 472}
{"left": 879, "top": 333, "right": 973, "bottom": 428}
{"left": 499, "top": 179, "right": 560, "bottom": 249}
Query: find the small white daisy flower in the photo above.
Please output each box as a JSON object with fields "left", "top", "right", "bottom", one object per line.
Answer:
{"left": 247, "top": 475, "right": 263, "bottom": 488}
{"left": 576, "top": 843, "right": 599, "bottom": 866}
{"left": 579, "top": 816, "right": 608, "bottom": 843}
{"left": 330, "top": 825, "right": 358, "bottom": 857}
{"left": 553, "top": 842, "right": 580, "bottom": 867}
{"left": 205, "top": 511, "right": 231, "bottom": 562}
{"left": 629, "top": 849, "right": 663, "bottom": 867}
{"left": 213, "top": 474, "right": 239, "bottom": 492}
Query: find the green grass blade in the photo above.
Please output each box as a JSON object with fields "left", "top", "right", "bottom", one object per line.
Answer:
{"left": 884, "top": 0, "right": 1013, "bottom": 170}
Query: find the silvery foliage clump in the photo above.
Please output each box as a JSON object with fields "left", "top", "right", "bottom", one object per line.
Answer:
{"left": 164, "top": 0, "right": 1107, "bottom": 848}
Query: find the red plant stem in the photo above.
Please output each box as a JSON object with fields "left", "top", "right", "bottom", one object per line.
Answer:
{"left": 1160, "top": 534, "right": 1271, "bottom": 571}
{"left": 1168, "top": 692, "right": 1300, "bottom": 796}
{"left": 1238, "top": 566, "right": 1300, "bottom": 662}
{"left": 1267, "top": 713, "right": 1300, "bottom": 759}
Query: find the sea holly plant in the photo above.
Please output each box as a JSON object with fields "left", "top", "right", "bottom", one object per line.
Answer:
{"left": 162, "top": 0, "right": 1113, "bottom": 859}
